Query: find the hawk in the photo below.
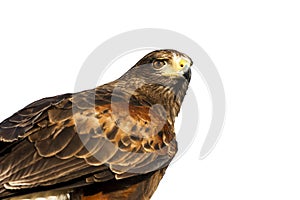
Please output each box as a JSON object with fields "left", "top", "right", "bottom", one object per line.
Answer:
{"left": 0, "top": 49, "right": 193, "bottom": 200}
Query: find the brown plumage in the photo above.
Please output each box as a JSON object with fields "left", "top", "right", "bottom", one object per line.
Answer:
{"left": 0, "top": 49, "right": 192, "bottom": 199}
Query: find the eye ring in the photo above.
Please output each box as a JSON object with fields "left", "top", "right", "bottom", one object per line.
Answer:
{"left": 153, "top": 60, "right": 167, "bottom": 69}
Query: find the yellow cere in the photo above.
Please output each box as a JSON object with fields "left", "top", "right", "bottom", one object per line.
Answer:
{"left": 177, "top": 59, "right": 188, "bottom": 70}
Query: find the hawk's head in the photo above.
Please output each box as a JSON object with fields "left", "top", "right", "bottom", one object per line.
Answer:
{"left": 120, "top": 49, "right": 193, "bottom": 84}
{"left": 116, "top": 49, "right": 193, "bottom": 113}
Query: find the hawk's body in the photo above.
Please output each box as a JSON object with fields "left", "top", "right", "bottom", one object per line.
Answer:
{"left": 0, "top": 50, "right": 192, "bottom": 199}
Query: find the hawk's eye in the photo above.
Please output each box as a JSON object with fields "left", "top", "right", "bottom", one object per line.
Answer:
{"left": 153, "top": 60, "right": 167, "bottom": 69}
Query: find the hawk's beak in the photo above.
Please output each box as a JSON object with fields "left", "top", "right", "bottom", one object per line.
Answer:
{"left": 176, "top": 58, "right": 192, "bottom": 75}
{"left": 183, "top": 68, "right": 191, "bottom": 81}
{"left": 178, "top": 58, "right": 192, "bottom": 81}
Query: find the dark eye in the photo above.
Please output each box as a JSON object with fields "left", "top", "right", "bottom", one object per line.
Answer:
{"left": 153, "top": 60, "right": 167, "bottom": 69}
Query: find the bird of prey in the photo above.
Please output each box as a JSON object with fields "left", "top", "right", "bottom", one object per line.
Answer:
{"left": 0, "top": 49, "right": 193, "bottom": 200}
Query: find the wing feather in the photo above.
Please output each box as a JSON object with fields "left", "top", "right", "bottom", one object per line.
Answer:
{"left": 0, "top": 86, "right": 177, "bottom": 198}
{"left": 56, "top": 132, "right": 90, "bottom": 159}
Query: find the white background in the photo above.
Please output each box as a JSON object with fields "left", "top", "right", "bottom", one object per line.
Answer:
{"left": 0, "top": 1, "right": 300, "bottom": 199}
